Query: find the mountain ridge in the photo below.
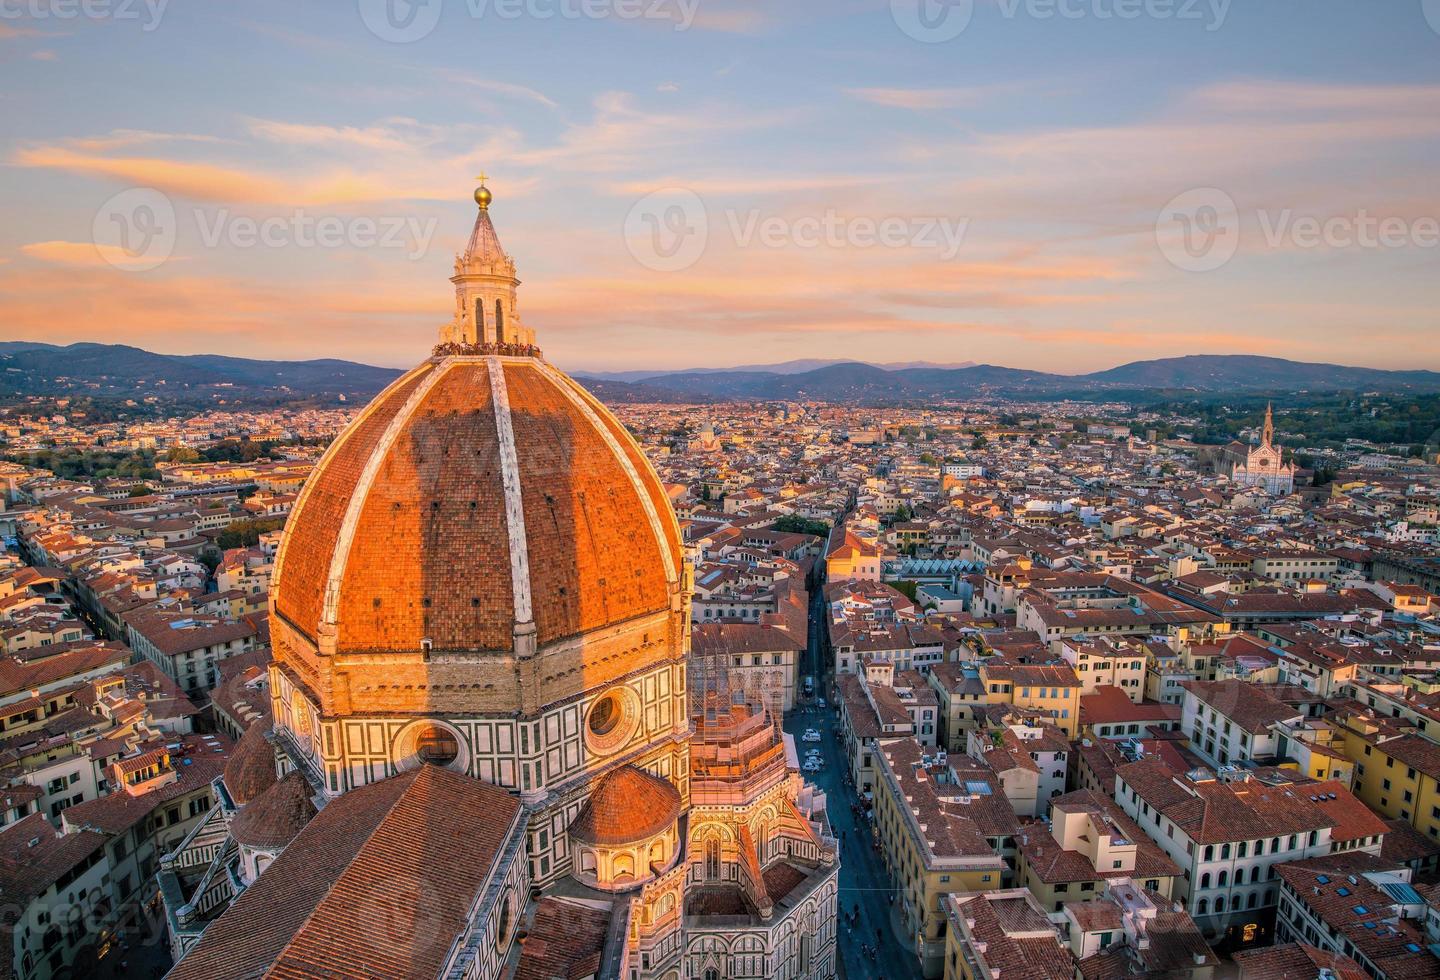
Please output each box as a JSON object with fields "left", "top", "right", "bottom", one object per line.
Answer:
{"left": 3, "top": 344, "right": 1436, "bottom": 406}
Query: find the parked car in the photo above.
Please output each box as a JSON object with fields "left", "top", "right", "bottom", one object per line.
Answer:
{"left": 802, "top": 759, "right": 822, "bottom": 773}
{"left": 802, "top": 729, "right": 821, "bottom": 742}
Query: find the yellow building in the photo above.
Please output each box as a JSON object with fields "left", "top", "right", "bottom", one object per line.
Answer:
{"left": 1272, "top": 716, "right": 1357, "bottom": 784}
{"left": 976, "top": 661, "right": 1083, "bottom": 737}
{"left": 1015, "top": 790, "right": 1181, "bottom": 914}
{"left": 927, "top": 662, "right": 988, "bottom": 751}
{"left": 1333, "top": 711, "right": 1440, "bottom": 840}
{"left": 1059, "top": 637, "right": 1148, "bottom": 701}
{"left": 941, "top": 889, "right": 1073, "bottom": 980}
{"left": 873, "top": 739, "right": 1018, "bottom": 978}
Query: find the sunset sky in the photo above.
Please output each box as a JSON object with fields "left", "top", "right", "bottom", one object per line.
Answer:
{"left": 2, "top": 0, "right": 1438, "bottom": 373}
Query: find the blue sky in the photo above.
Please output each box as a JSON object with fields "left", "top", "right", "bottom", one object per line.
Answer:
{"left": 3, "top": 0, "right": 1438, "bottom": 372}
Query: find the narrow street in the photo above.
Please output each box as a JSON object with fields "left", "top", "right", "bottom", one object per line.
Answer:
{"left": 781, "top": 581, "right": 922, "bottom": 980}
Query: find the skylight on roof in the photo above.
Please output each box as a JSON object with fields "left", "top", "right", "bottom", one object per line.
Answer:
{"left": 1316, "top": 875, "right": 1330, "bottom": 884}
{"left": 1353, "top": 905, "right": 1368, "bottom": 915}
{"left": 1337, "top": 887, "right": 1350, "bottom": 896}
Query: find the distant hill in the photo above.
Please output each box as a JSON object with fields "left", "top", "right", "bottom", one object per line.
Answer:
{"left": 574, "top": 358, "right": 977, "bottom": 383}
{"left": 578, "top": 355, "right": 1440, "bottom": 403}
{"left": 0, "top": 342, "right": 716, "bottom": 408}
{"left": 3, "top": 344, "right": 1436, "bottom": 408}
{"left": 1081, "top": 355, "right": 1440, "bottom": 393}
{"left": 0, "top": 342, "right": 404, "bottom": 403}
{"left": 571, "top": 377, "right": 721, "bottom": 405}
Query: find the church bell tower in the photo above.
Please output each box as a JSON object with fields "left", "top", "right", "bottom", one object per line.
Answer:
{"left": 445, "top": 176, "right": 532, "bottom": 347}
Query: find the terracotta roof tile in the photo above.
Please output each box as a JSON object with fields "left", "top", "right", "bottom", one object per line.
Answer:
{"left": 170, "top": 765, "right": 522, "bottom": 980}
{"left": 567, "top": 765, "right": 680, "bottom": 846}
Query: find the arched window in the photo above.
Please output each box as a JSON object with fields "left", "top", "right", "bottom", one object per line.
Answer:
{"left": 1200, "top": 873, "right": 1211, "bottom": 888}
{"left": 475, "top": 298, "right": 484, "bottom": 338}
{"left": 612, "top": 853, "right": 634, "bottom": 881}
{"left": 1218, "top": 870, "right": 1228, "bottom": 887}
{"left": 1215, "top": 896, "right": 1225, "bottom": 913}
{"left": 1247, "top": 892, "right": 1258, "bottom": 909}
{"left": 495, "top": 299, "right": 505, "bottom": 343}
{"left": 1221, "top": 844, "right": 1231, "bottom": 859}
{"left": 1254, "top": 839, "right": 1264, "bottom": 856}
{"left": 705, "top": 838, "right": 721, "bottom": 880}
{"left": 1237, "top": 842, "right": 1247, "bottom": 858}
{"left": 1197, "top": 899, "right": 1208, "bottom": 914}
{"left": 1251, "top": 866, "right": 1261, "bottom": 883}
{"left": 1203, "top": 845, "right": 1214, "bottom": 861}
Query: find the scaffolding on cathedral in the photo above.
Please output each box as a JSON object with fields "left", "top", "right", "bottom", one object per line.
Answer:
{"left": 686, "top": 651, "right": 786, "bottom": 736}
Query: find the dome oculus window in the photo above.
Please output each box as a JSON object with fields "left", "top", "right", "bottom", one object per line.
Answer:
{"left": 414, "top": 725, "right": 460, "bottom": 766}
{"left": 396, "top": 719, "right": 468, "bottom": 772}
{"left": 589, "top": 695, "right": 622, "bottom": 737}
{"left": 584, "top": 688, "right": 640, "bottom": 755}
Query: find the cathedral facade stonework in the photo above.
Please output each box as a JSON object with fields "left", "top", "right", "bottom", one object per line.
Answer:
{"left": 1218, "top": 404, "right": 1295, "bottom": 495}
{"left": 160, "top": 183, "right": 838, "bottom": 980}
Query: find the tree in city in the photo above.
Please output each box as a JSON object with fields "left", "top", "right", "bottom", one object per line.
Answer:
{"left": 218, "top": 517, "right": 285, "bottom": 550}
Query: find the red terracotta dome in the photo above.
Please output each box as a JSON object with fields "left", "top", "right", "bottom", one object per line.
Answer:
{"left": 272, "top": 355, "right": 682, "bottom": 657}
{"left": 231, "top": 771, "right": 317, "bottom": 850}
{"left": 567, "top": 765, "right": 681, "bottom": 846}
{"left": 225, "top": 722, "right": 278, "bottom": 806}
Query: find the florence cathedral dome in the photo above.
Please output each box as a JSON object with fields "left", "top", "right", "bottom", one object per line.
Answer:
{"left": 165, "top": 183, "right": 839, "bottom": 980}
{"left": 268, "top": 180, "right": 686, "bottom": 725}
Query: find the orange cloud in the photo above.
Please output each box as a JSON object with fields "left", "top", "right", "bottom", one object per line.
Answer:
{"left": 20, "top": 240, "right": 185, "bottom": 270}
